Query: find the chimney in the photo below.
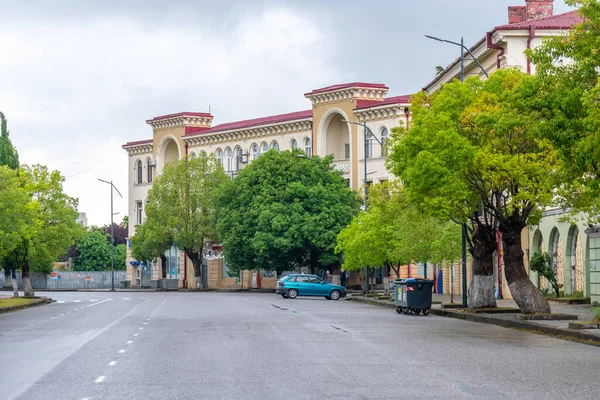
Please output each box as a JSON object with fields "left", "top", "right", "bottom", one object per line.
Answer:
{"left": 526, "top": 0, "right": 554, "bottom": 20}
{"left": 508, "top": 1, "right": 553, "bottom": 24}
{"left": 508, "top": 6, "right": 527, "bottom": 24}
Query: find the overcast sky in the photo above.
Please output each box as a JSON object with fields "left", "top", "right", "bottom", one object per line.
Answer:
{"left": 1, "top": 0, "right": 575, "bottom": 226}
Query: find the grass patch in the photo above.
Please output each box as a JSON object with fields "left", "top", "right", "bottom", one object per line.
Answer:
{"left": 0, "top": 297, "right": 39, "bottom": 309}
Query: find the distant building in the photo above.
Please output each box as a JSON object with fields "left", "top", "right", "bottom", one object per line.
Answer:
{"left": 76, "top": 212, "right": 88, "bottom": 228}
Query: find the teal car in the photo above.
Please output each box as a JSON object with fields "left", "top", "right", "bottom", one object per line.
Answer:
{"left": 276, "top": 274, "right": 346, "bottom": 300}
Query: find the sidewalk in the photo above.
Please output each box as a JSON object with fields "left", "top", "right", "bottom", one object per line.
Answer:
{"left": 348, "top": 293, "right": 600, "bottom": 346}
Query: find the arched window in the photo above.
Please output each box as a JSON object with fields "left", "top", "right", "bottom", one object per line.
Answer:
{"left": 271, "top": 141, "right": 279, "bottom": 151}
{"left": 235, "top": 147, "right": 243, "bottom": 171}
{"left": 250, "top": 143, "right": 259, "bottom": 160}
{"left": 260, "top": 142, "right": 269, "bottom": 155}
{"left": 290, "top": 139, "right": 298, "bottom": 150}
{"left": 304, "top": 138, "right": 312, "bottom": 156}
{"left": 136, "top": 160, "right": 143, "bottom": 184}
{"left": 189, "top": 152, "right": 196, "bottom": 159}
{"left": 381, "top": 127, "right": 389, "bottom": 157}
{"left": 147, "top": 158, "right": 154, "bottom": 183}
{"left": 365, "top": 135, "right": 373, "bottom": 159}
{"left": 225, "top": 147, "right": 233, "bottom": 173}
{"left": 199, "top": 150, "right": 207, "bottom": 158}
{"left": 216, "top": 149, "right": 223, "bottom": 166}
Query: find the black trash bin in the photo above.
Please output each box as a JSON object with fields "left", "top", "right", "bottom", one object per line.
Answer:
{"left": 396, "top": 278, "right": 434, "bottom": 316}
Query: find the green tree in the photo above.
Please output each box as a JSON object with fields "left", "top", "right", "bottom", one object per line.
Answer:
{"left": 529, "top": 251, "right": 562, "bottom": 298}
{"left": 0, "top": 112, "right": 19, "bottom": 170}
{"left": 143, "top": 154, "right": 228, "bottom": 287}
{"left": 528, "top": 1, "right": 600, "bottom": 219}
{"left": 0, "top": 112, "right": 21, "bottom": 287}
{"left": 114, "top": 244, "right": 127, "bottom": 271}
{"left": 389, "top": 69, "right": 557, "bottom": 313}
{"left": 336, "top": 181, "right": 460, "bottom": 288}
{"left": 131, "top": 219, "right": 171, "bottom": 277}
{"left": 217, "top": 150, "right": 360, "bottom": 280}
{"left": 75, "top": 231, "right": 112, "bottom": 271}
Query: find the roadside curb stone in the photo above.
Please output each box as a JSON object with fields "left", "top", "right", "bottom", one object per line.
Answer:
{"left": 0, "top": 296, "right": 54, "bottom": 314}
{"left": 349, "top": 295, "right": 600, "bottom": 347}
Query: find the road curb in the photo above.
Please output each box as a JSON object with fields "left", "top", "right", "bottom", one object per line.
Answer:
{"left": 349, "top": 296, "right": 600, "bottom": 347}
{"left": 0, "top": 296, "right": 54, "bottom": 314}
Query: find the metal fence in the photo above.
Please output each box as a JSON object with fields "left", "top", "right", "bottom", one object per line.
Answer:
{"left": 0, "top": 271, "right": 127, "bottom": 290}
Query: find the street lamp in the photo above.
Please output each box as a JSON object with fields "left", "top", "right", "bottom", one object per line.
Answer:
{"left": 341, "top": 119, "right": 384, "bottom": 296}
{"left": 425, "top": 34, "right": 489, "bottom": 308}
{"left": 98, "top": 179, "right": 123, "bottom": 291}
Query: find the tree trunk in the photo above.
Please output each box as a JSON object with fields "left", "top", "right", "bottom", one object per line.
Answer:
{"left": 23, "top": 258, "right": 34, "bottom": 297}
{"left": 11, "top": 269, "right": 19, "bottom": 298}
{"left": 502, "top": 223, "right": 551, "bottom": 314}
{"left": 3, "top": 266, "right": 11, "bottom": 288}
{"left": 160, "top": 255, "right": 167, "bottom": 279}
{"left": 468, "top": 224, "right": 497, "bottom": 310}
{"left": 187, "top": 252, "right": 204, "bottom": 289}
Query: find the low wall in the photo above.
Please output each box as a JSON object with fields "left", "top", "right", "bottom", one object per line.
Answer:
{"left": 1, "top": 271, "right": 127, "bottom": 290}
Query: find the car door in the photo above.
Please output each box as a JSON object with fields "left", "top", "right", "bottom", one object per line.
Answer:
{"left": 293, "top": 276, "right": 310, "bottom": 295}
{"left": 307, "top": 276, "right": 327, "bottom": 295}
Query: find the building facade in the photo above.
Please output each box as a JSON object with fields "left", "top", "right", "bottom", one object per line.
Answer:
{"left": 123, "top": 83, "right": 411, "bottom": 289}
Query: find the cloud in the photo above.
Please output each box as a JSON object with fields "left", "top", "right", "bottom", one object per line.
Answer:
{"left": 0, "top": 6, "right": 342, "bottom": 226}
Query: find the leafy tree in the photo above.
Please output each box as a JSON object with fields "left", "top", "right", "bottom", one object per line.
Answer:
{"left": 114, "top": 244, "right": 127, "bottom": 271}
{"left": 131, "top": 219, "right": 171, "bottom": 277}
{"left": 19, "top": 165, "right": 83, "bottom": 295}
{"left": 336, "top": 181, "right": 461, "bottom": 286}
{"left": 143, "top": 154, "right": 228, "bottom": 287}
{"left": 528, "top": 0, "right": 600, "bottom": 219}
{"left": 75, "top": 231, "right": 112, "bottom": 271}
{"left": 217, "top": 150, "right": 360, "bottom": 278}
{"left": 389, "top": 69, "right": 557, "bottom": 313}
{"left": 0, "top": 112, "right": 20, "bottom": 287}
{"left": 529, "top": 251, "right": 562, "bottom": 298}
{"left": 0, "top": 112, "right": 19, "bottom": 169}
{"left": 102, "top": 222, "right": 128, "bottom": 246}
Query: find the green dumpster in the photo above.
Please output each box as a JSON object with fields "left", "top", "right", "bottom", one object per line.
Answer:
{"left": 395, "top": 278, "right": 434, "bottom": 316}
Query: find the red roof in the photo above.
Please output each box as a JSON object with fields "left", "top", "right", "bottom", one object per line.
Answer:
{"left": 355, "top": 95, "right": 412, "bottom": 110}
{"left": 305, "top": 82, "right": 389, "bottom": 96}
{"left": 185, "top": 110, "right": 313, "bottom": 137}
{"left": 147, "top": 111, "right": 213, "bottom": 122}
{"left": 495, "top": 10, "right": 583, "bottom": 30}
{"left": 122, "top": 139, "right": 153, "bottom": 148}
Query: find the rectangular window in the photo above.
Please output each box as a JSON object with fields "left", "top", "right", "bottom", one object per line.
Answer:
{"left": 344, "top": 144, "right": 350, "bottom": 160}
{"left": 136, "top": 201, "right": 143, "bottom": 225}
{"left": 365, "top": 140, "right": 372, "bottom": 159}
{"left": 148, "top": 164, "right": 153, "bottom": 183}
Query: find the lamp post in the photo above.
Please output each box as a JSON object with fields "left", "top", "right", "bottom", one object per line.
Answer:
{"left": 98, "top": 179, "right": 123, "bottom": 291}
{"left": 425, "top": 34, "right": 489, "bottom": 308}
{"left": 342, "top": 119, "right": 383, "bottom": 296}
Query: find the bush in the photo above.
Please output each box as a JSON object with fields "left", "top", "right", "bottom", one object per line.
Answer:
{"left": 530, "top": 251, "right": 562, "bottom": 298}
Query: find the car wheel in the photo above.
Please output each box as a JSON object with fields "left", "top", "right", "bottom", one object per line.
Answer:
{"left": 330, "top": 290, "right": 341, "bottom": 300}
{"left": 288, "top": 289, "right": 298, "bottom": 299}
{"left": 423, "top": 308, "right": 430, "bottom": 316}
{"left": 281, "top": 294, "right": 288, "bottom": 298}
{"left": 325, "top": 296, "right": 331, "bottom": 300}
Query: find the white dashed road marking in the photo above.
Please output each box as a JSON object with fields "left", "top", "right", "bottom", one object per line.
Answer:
{"left": 95, "top": 376, "right": 105, "bottom": 383}
{"left": 74, "top": 300, "right": 82, "bottom": 303}
{"left": 126, "top": 341, "right": 133, "bottom": 344}
{"left": 109, "top": 361, "right": 117, "bottom": 366}
{"left": 133, "top": 333, "right": 139, "bottom": 337}
{"left": 86, "top": 298, "right": 112, "bottom": 308}
{"left": 123, "top": 298, "right": 131, "bottom": 300}
{"left": 118, "top": 349, "right": 126, "bottom": 354}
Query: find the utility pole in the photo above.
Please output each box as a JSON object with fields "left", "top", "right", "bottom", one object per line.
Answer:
{"left": 98, "top": 179, "right": 123, "bottom": 291}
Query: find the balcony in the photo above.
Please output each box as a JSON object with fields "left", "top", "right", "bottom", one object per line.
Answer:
{"left": 333, "top": 159, "right": 351, "bottom": 174}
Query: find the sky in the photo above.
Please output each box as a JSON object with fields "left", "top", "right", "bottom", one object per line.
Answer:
{"left": 1, "top": 0, "right": 575, "bottom": 226}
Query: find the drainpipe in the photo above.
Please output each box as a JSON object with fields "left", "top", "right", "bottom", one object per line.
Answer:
{"left": 404, "top": 107, "right": 410, "bottom": 129}
{"left": 183, "top": 143, "right": 189, "bottom": 288}
{"left": 486, "top": 31, "right": 504, "bottom": 69}
{"left": 527, "top": 26, "right": 536, "bottom": 75}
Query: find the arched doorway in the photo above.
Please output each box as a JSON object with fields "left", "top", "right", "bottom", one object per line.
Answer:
{"left": 157, "top": 136, "right": 181, "bottom": 173}
{"left": 531, "top": 229, "right": 545, "bottom": 288}
{"left": 317, "top": 109, "right": 352, "bottom": 184}
{"left": 549, "top": 228, "right": 564, "bottom": 294}
{"left": 567, "top": 226, "right": 584, "bottom": 294}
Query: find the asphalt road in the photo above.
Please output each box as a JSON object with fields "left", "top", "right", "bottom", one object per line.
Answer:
{"left": 0, "top": 291, "right": 599, "bottom": 400}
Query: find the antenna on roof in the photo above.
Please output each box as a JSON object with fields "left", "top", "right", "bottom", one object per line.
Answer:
{"left": 209, "top": 104, "right": 211, "bottom": 114}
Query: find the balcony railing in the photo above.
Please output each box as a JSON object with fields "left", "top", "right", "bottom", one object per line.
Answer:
{"left": 333, "top": 159, "right": 351, "bottom": 173}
